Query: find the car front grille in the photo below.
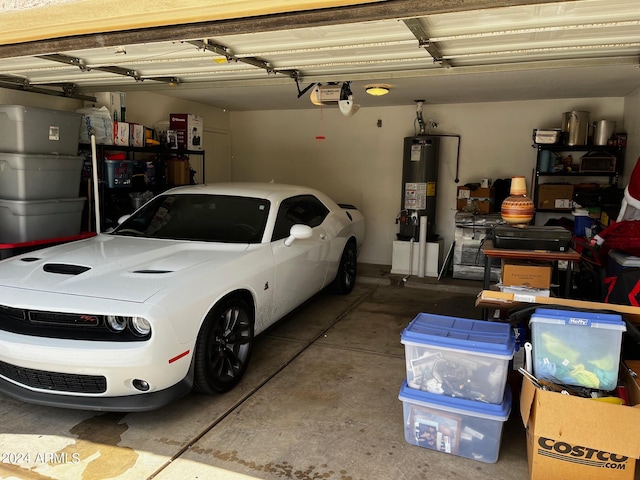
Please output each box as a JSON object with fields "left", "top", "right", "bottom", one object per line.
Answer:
{"left": 0, "top": 359, "right": 107, "bottom": 393}
{"left": 0, "top": 305, "right": 149, "bottom": 341}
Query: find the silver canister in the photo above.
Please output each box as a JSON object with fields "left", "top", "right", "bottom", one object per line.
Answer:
{"left": 561, "top": 111, "right": 590, "bottom": 145}
{"left": 593, "top": 120, "right": 616, "bottom": 146}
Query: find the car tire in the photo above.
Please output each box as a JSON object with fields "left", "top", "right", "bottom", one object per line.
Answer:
{"left": 332, "top": 239, "right": 357, "bottom": 295}
{"left": 193, "top": 296, "right": 254, "bottom": 394}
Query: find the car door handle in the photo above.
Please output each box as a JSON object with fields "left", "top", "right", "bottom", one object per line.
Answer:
{"left": 320, "top": 234, "right": 326, "bottom": 240}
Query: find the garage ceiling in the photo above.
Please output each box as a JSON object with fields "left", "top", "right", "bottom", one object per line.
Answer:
{"left": 1, "top": 0, "right": 640, "bottom": 111}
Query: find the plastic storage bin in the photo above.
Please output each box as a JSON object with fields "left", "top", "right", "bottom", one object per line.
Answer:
{"left": 0, "top": 152, "right": 83, "bottom": 200}
{"left": 104, "top": 159, "right": 136, "bottom": 188}
{"left": 607, "top": 249, "right": 640, "bottom": 277}
{"left": 530, "top": 308, "right": 626, "bottom": 391}
{"left": 0, "top": 198, "right": 86, "bottom": 243}
{"left": 399, "top": 380, "right": 511, "bottom": 463}
{"left": 0, "top": 105, "right": 81, "bottom": 155}
{"left": 401, "top": 313, "right": 515, "bottom": 404}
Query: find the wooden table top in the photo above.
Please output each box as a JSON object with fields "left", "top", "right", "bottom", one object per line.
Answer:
{"left": 481, "top": 239, "right": 581, "bottom": 261}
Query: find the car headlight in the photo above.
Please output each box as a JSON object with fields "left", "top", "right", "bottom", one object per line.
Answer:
{"left": 130, "top": 316, "right": 151, "bottom": 337}
{"left": 106, "top": 315, "right": 127, "bottom": 332}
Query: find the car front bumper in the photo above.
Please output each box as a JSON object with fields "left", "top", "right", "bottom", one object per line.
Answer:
{"left": 0, "top": 291, "right": 197, "bottom": 411}
{"left": 0, "top": 363, "right": 194, "bottom": 412}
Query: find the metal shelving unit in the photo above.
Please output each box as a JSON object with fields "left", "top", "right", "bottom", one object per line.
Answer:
{"left": 532, "top": 144, "right": 624, "bottom": 222}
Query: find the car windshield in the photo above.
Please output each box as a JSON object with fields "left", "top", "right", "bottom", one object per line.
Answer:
{"left": 111, "top": 193, "right": 270, "bottom": 243}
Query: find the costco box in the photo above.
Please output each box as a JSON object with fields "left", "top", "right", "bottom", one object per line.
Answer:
{"left": 0, "top": 198, "right": 85, "bottom": 243}
{"left": 501, "top": 259, "right": 552, "bottom": 289}
{"left": 530, "top": 308, "right": 626, "bottom": 391}
{"left": 0, "top": 105, "right": 82, "bottom": 155}
{"left": 0, "top": 152, "right": 83, "bottom": 200}
{"left": 401, "top": 313, "right": 515, "bottom": 404}
{"left": 169, "top": 113, "right": 203, "bottom": 150}
{"left": 457, "top": 186, "right": 495, "bottom": 214}
{"left": 536, "top": 184, "right": 574, "bottom": 210}
{"left": 520, "top": 367, "right": 640, "bottom": 480}
{"left": 399, "top": 381, "right": 512, "bottom": 463}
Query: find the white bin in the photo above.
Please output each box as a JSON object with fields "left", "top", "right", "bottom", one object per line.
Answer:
{"left": 0, "top": 105, "right": 81, "bottom": 155}
{"left": 0, "top": 198, "right": 86, "bottom": 244}
{"left": 0, "top": 152, "right": 83, "bottom": 200}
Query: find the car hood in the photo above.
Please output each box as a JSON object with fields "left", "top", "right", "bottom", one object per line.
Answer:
{"left": 0, "top": 234, "right": 252, "bottom": 302}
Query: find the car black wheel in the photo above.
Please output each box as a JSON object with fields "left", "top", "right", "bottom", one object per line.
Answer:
{"left": 193, "top": 296, "right": 254, "bottom": 394}
{"left": 332, "top": 240, "right": 357, "bottom": 295}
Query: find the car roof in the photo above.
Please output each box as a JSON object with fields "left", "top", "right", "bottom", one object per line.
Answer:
{"left": 163, "top": 182, "right": 318, "bottom": 201}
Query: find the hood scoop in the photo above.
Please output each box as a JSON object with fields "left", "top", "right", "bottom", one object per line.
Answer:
{"left": 43, "top": 263, "right": 91, "bottom": 275}
{"left": 132, "top": 269, "right": 173, "bottom": 274}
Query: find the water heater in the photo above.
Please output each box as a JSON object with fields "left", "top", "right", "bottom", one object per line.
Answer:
{"left": 398, "top": 135, "right": 440, "bottom": 241}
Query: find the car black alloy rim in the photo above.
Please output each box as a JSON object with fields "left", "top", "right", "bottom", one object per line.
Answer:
{"left": 343, "top": 244, "right": 356, "bottom": 288}
{"left": 209, "top": 305, "right": 252, "bottom": 382}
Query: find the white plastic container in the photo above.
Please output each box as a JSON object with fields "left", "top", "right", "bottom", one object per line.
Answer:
{"left": 0, "top": 105, "right": 81, "bottom": 155}
{"left": 401, "top": 313, "right": 515, "bottom": 404}
{"left": 0, "top": 198, "right": 86, "bottom": 244}
{"left": 399, "top": 380, "right": 511, "bottom": 463}
{"left": 530, "top": 308, "right": 626, "bottom": 391}
{"left": 0, "top": 152, "right": 83, "bottom": 200}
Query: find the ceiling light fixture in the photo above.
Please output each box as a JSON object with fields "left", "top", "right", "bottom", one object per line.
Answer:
{"left": 366, "top": 85, "right": 390, "bottom": 96}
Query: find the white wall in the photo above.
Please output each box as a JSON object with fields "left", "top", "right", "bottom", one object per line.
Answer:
{"left": 230, "top": 98, "right": 625, "bottom": 265}
{"left": 0, "top": 89, "right": 82, "bottom": 111}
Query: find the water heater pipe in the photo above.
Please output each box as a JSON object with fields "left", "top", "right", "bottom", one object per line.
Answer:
{"left": 418, "top": 216, "right": 428, "bottom": 278}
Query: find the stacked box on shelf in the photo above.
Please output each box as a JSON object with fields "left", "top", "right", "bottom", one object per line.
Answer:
{"left": 398, "top": 313, "right": 515, "bottom": 463}
{"left": 0, "top": 105, "right": 85, "bottom": 245}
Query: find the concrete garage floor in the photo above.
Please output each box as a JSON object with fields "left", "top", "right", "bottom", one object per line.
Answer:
{"left": 0, "top": 265, "right": 633, "bottom": 480}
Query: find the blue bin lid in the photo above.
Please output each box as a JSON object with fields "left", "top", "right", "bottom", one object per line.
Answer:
{"left": 400, "top": 313, "right": 515, "bottom": 358}
{"left": 530, "top": 308, "right": 626, "bottom": 331}
{"left": 398, "top": 380, "right": 512, "bottom": 421}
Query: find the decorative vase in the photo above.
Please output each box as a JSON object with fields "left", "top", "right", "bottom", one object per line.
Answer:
{"left": 501, "top": 176, "right": 534, "bottom": 226}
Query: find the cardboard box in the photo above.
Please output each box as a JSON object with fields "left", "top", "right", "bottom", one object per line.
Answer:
{"left": 624, "top": 361, "right": 640, "bottom": 406}
{"left": 520, "top": 368, "right": 640, "bottom": 480}
{"left": 537, "top": 184, "right": 574, "bottom": 210}
{"left": 457, "top": 186, "right": 495, "bottom": 214}
{"left": 474, "top": 290, "right": 640, "bottom": 325}
{"left": 501, "top": 259, "right": 552, "bottom": 289}
{"left": 169, "top": 113, "right": 203, "bottom": 150}
{"left": 130, "top": 123, "right": 145, "bottom": 147}
{"left": 114, "top": 121, "right": 129, "bottom": 146}
{"left": 167, "top": 156, "right": 190, "bottom": 185}
{"left": 86, "top": 91, "right": 125, "bottom": 122}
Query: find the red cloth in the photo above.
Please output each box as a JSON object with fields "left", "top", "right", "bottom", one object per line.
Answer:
{"left": 592, "top": 220, "right": 640, "bottom": 256}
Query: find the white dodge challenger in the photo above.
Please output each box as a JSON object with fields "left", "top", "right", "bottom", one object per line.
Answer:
{"left": 0, "top": 183, "right": 365, "bottom": 411}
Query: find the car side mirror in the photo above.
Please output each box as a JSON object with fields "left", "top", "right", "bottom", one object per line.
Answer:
{"left": 117, "top": 214, "right": 131, "bottom": 225}
{"left": 284, "top": 224, "right": 313, "bottom": 247}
